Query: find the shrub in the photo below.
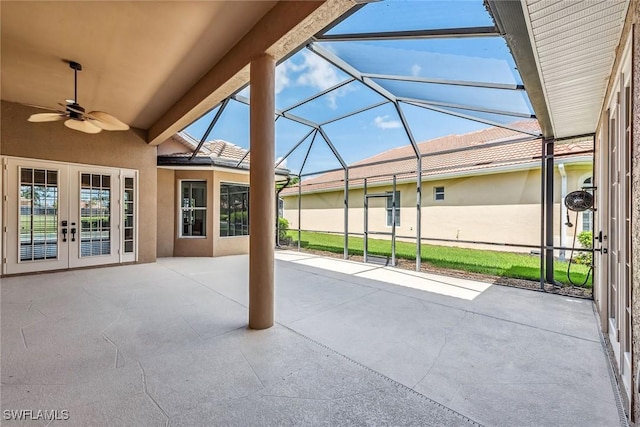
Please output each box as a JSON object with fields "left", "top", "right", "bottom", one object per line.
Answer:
{"left": 278, "top": 217, "right": 290, "bottom": 244}
{"left": 574, "top": 231, "right": 593, "bottom": 265}
{"left": 229, "top": 211, "right": 248, "bottom": 224}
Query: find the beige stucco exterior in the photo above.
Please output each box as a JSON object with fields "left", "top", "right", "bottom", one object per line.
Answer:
{"left": 156, "top": 167, "right": 251, "bottom": 258}
{"left": 283, "top": 164, "right": 592, "bottom": 253}
{"left": 1, "top": 101, "right": 158, "bottom": 265}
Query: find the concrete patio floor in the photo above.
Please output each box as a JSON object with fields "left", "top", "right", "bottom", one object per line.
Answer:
{"left": 1, "top": 251, "right": 623, "bottom": 426}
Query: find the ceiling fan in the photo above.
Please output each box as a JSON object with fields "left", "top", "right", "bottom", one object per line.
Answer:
{"left": 27, "top": 61, "right": 129, "bottom": 134}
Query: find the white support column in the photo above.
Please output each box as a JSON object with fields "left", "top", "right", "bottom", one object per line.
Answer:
{"left": 249, "top": 53, "right": 275, "bottom": 330}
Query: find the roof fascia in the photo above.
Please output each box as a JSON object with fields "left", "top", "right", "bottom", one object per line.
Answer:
{"left": 283, "top": 155, "right": 593, "bottom": 196}
{"left": 485, "top": 0, "right": 554, "bottom": 138}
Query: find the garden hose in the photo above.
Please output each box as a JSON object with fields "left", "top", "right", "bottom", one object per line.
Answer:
{"left": 566, "top": 210, "right": 593, "bottom": 287}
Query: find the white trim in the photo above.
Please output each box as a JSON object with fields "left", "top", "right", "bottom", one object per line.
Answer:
{"left": 177, "top": 179, "right": 208, "bottom": 239}
{"left": 1, "top": 157, "right": 7, "bottom": 275}
{"left": 520, "top": 0, "right": 556, "bottom": 136}
{"left": 158, "top": 164, "right": 289, "bottom": 179}
{"left": 603, "top": 34, "right": 632, "bottom": 113}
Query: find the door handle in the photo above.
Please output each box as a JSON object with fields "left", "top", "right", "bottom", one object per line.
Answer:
{"left": 70, "top": 227, "right": 76, "bottom": 242}
{"left": 61, "top": 220, "right": 68, "bottom": 242}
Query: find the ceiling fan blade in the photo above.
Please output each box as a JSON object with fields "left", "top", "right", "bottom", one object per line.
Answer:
{"left": 28, "top": 113, "right": 67, "bottom": 123}
{"left": 24, "top": 103, "right": 66, "bottom": 113}
{"left": 64, "top": 119, "right": 102, "bottom": 134}
{"left": 87, "top": 111, "right": 130, "bottom": 131}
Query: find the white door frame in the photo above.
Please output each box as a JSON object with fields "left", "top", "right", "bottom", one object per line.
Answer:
{"left": 2, "top": 156, "right": 138, "bottom": 274}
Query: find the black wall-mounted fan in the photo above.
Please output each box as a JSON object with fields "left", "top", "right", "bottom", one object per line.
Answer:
{"left": 27, "top": 61, "right": 129, "bottom": 134}
{"left": 564, "top": 189, "right": 595, "bottom": 287}
{"left": 564, "top": 190, "right": 594, "bottom": 212}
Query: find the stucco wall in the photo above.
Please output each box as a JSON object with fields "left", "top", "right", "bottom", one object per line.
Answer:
{"left": 157, "top": 138, "right": 189, "bottom": 155}
{"left": 0, "top": 100, "right": 157, "bottom": 263}
{"left": 156, "top": 168, "right": 251, "bottom": 257}
{"left": 156, "top": 168, "right": 175, "bottom": 257}
{"left": 283, "top": 167, "right": 590, "bottom": 253}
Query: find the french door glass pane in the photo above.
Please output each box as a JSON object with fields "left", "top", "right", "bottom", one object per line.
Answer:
{"left": 123, "top": 177, "right": 135, "bottom": 253}
{"left": 19, "top": 168, "right": 58, "bottom": 261}
{"left": 80, "top": 173, "right": 111, "bottom": 257}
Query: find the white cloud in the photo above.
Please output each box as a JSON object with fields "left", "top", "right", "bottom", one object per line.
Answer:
{"left": 275, "top": 156, "right": 287, "bottom": 168}
{"left": 275, "top": 63, "right": 292, "bottom": 94}
{"left": 296, "top": 51, "right": 348, "bottom": 109}
{"left": 273, "top": 51, "right": 356, "bottom": 110}
{"left": 410, "top": 64, "right": 422, "bottom": 77}
{"left": 295, "top": 51, "right": 342, "bottom": 91}
{"left": 373, "top": 115, "right": 402, "bottom": 130}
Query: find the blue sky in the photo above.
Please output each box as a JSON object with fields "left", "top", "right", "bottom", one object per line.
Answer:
{"left": 183, "top": 0, "right": 535, "bottom": 176}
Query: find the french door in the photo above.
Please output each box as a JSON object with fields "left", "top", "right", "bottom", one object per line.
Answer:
{"left": 2, "top": 157, "right": 137, "bottom": 274}
{"left": 604, "top": 55, "right": 632, "bottom": 398}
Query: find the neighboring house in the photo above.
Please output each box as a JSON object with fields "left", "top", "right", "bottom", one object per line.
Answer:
{"left": 281, "top": 122, "right": 593, "bottom": 254}
{"left": 156, "top": 132, "right": 288, "bottom": 258}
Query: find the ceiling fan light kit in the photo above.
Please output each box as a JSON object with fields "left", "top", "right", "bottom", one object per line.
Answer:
{"left": 27, "top": 61, "right": 130, "bottom": 134}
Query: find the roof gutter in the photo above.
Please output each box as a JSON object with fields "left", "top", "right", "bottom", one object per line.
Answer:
{"left": 558, "top": 163, "right": 568, "bottom": 261}
{"left": 283, "top": 155, "right": 593, "bottom": 197}
{"left": 484, "top": 0, "right": 554, "bottom": 138}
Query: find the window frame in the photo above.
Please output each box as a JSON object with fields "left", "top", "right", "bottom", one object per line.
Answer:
{"left": 385, "top": 190, "right": 400, "bottom": 227}
{"left": 434, "top": 186, "right": 445, "bottom": 201}
{"left": 220, "top": 182, "right": 250, "bottom": 238}
{"left": 179, "top": 180, "right": 207, "bottom": 238}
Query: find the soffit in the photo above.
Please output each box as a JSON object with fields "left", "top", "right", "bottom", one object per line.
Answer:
{"left": 0, "top": 1, "right": 277, "bottom": 129}
{"left": 522, "top": 0, "right": 629, "bottom": 138}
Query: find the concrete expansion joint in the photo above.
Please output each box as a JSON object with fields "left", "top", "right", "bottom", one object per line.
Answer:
{"left": 159, "top": 263, "right": 248, "bottom": 310}
{"left": 240, "top": 349, "right": 266, "bottom": 389}
{"left": 416, "top": 295, "right": 601, "bottom": 344}
{"left": 279, "top": 323, "right": 485, "bottom": 427}
{"left": 101, "top": 333, "right": 122, "bottom": 369}
{"left": 20, "top": 328, "right": 28, "bottom": 349}
{"left": 178, "top": 313, "right": 205, "bottom": 342}
{"left": 138, "top": 361, "right": 170, "bottom": 427}
{"left": 413, "top": 311, "right": 468, "bottom": 389}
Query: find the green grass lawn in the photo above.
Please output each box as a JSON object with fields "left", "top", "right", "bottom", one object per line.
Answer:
{"left": 287, "top": 231, "right": 592, "bottom": 288}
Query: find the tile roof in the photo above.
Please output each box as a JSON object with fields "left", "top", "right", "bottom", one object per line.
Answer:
{"left": 281, "top": 121, "right": 593, "bottom": 195}
{"left": 164, "top": 132, "right": 250, "bottom": 163}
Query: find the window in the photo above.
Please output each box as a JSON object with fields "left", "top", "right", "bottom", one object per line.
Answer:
{"left": 386, "top": 191, "right": 400, "bottom": 227}
{"left": 80, "top": 173, "right": 112, "bottom": 257}
{"left": 180, "top": 181, "right": 206, "bottom": 237}
{"left": 581, "top": 177, "right": 592, "bottom": 232}
{"left": 123, "top": 176, "right": 135, "bottom": 253}
{"left": 434, "top": 186, "right": 445, "bottom": 201}
{"left": 220, "top": 183, "right": 249, "bottom": 237}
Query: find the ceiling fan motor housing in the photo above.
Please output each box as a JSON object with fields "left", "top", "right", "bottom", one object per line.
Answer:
{"left": 68, "top": 102, "right": 85, "bottom": 120}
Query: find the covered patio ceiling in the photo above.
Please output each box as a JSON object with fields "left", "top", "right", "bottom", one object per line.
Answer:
{"left": 0, "top": 0, "right": 355, "bottom": 144}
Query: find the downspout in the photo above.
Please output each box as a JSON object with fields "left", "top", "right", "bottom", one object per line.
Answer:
{"left": 275, "top": 175, "right": 292, "bottom": 247}
{"left": 558, "top": 163, "right": 567, "bottom": 261}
